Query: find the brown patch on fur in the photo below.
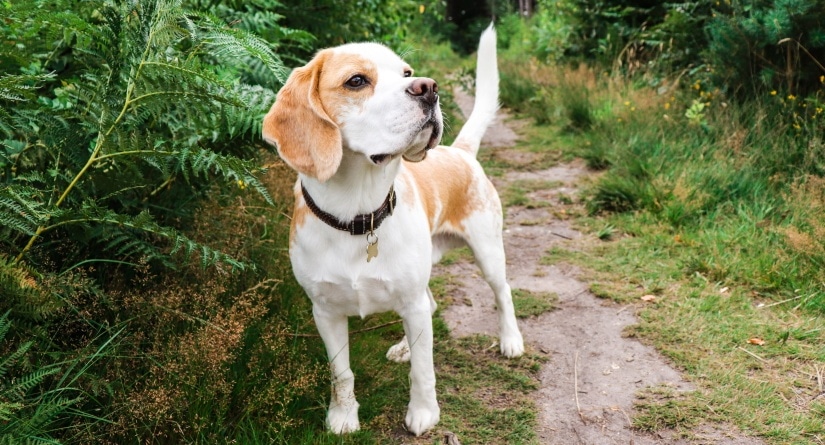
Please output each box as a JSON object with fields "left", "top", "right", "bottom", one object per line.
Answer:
{"left": 289, "top": 182, "right": 310, "bottom": 246}
{"left": 262, "top": 50, "right": 342, "bottom": 182}
{"left": 402, "top": 146, "right": 485, "bottom": 233}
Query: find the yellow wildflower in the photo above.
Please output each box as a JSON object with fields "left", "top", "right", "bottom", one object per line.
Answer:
{"left": 788, "top": 94, "right": 796, "bottom": 100}
{"left": 770, "top": 90, "right": 777, "bottom": 96}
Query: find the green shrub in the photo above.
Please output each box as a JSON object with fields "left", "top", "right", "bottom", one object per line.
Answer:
{"left": 278, "top": 0, "right": 419, "bottom": 56}
{"left": 544, "top": 0, "right": 714, "bottom": 74}
{"left": 527, "top": 0, "right": 575, "bottom": 62}
{"left": 0, "top": 0, "right": 287, "bottom": 274}
{"left": 705, "top": 0, "right": 825, "bottom": 97}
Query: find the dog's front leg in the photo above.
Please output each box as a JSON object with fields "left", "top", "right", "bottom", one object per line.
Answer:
{"left": 313, "top": 305, "right": 360, "bottom": 434}
{"left": 401, "top": 303, "right": 440, "bottom": 436}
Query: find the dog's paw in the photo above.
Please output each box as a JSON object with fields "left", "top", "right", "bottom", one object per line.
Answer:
{"left": 500, "top": 332, "right": 525, "bottom": 358}
{"left": 405, "top": 403, "right": 440, "bottom": 436}
{"left": 327, "top": 401, "right": 360, "bottom": 434}
{"left": 386, "top": 336, "right": 411, "bottom": 363}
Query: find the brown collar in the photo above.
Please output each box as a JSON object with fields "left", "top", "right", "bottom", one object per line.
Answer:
{"left": 301, "top": 183, "right": 396, "bottom": 235}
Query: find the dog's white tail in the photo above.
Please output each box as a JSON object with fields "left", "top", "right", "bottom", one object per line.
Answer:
{"left": 452, "top": 23, "right": 499, "bottom": 158}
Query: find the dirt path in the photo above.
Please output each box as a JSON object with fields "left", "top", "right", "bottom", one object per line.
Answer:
{"left": 440, "top": 90, "right": 766, "bottom": 445}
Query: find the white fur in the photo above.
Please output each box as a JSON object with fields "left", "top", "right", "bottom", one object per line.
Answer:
{"left": 264, "top": 24, "right": 524, "bottom": 437}
{"left": 453, "top": 24, "right": 500, "bottom": 155}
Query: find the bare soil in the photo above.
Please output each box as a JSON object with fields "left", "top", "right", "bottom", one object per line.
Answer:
{"left": 439, "top": 90, "right": 767, "bottom": 445}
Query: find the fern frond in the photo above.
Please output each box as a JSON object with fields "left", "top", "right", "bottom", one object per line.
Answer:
{"left": 222, "top": 84, "right": 277, "bottom": 139}
{"left": 195, "top": 12, "right": 290, "bottom": 84}
{"left": 0, "top": 310, "right": 10, "bottom": 341}
{"left": 0, "top": 341, "right": 33, "bottom": 383}
{"left": 0, "top": 401, "right": 24, "bottom": 422}
{"left": 0, "top": 253, "right": 62, "bottom": 324}
{"left": 6, "top": 367, "right": 61, "bottom": 401}
{"left": 173, "top": 146, "right": 272, "bottom": 204}
{"left": 0, "top": 74, "right": 55, "bottom": 102}
{"left": 0, "top": 186, "right": 50, "bottom": 237}
{"left": 13, "top": 396, "right": 81, "bottom": 440}
{"left": 53, "top": 202, "right": 248, "bottom": 270}
{"left": 0, "top": 74, "right": 57, "bottom": 138}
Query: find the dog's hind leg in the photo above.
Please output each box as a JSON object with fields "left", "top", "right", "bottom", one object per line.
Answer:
{"left": 386, "top": 335, "right": 411, "bottom": 363}
{"left": 313, "top": 305, "right": 360, "bottom": 434}
{"left": 466, "top": 225, "right": 525, "bottom": 358}
{"left": 387, "top": 288, "right": 436, "bottom": 363}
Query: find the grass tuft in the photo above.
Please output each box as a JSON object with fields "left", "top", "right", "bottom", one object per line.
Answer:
{"left": 512, "top": 288, "right": 558, "bottom": 317}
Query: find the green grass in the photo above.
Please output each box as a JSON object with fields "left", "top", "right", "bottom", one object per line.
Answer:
{"left": 499, "top": 179, "right": 560, "bottom": 208}
{"left": 512, "top": 289, "right": 558, "bottom": 318}
{"left": 632, "top": 385, "right": 705, "bottom": 434}
{"left": 432, "top": 335, "right": 543, "bottom": 444}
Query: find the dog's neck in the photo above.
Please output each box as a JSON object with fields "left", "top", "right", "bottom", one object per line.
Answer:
{"left": 300, "top": 149, "right": 401, "bottom": 222}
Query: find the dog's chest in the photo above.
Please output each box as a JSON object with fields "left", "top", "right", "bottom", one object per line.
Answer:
{"left": 291, "top": 219, "right": 432, "bottom": 317}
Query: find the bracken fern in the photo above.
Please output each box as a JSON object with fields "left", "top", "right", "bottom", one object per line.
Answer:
{"left": 0, "top": 0, "right": 286, "bottom": 272}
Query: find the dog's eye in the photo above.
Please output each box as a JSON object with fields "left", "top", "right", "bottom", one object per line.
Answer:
{"left": 404, "top": 70, "right": 413, "bottom": 78}
{"left": 345, "top": 75, "right": 368, "bottom": 88}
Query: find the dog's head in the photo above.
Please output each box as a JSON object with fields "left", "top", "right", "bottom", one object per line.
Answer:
{"left": 262, "top": 43, "right": 443, "bottom": 182}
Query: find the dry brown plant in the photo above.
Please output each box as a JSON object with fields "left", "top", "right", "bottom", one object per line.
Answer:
{"left": 101, "top": 152, "right": 325, "bottom": 441}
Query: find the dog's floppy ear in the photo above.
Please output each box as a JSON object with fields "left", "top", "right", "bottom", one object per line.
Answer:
{"left": 262, "top": 50, "right": 342, "bottom": 182}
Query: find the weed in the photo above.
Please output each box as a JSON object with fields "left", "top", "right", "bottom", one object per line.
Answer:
{"left": 596, "top": 224, "right": 617, "bottom": 241}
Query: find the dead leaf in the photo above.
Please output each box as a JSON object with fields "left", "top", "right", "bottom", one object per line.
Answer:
{"left": 748, "top": 337, "right": 766, "bottom": 346}
{"left": 641, "top": 295, "right": 657, "bottom": 302}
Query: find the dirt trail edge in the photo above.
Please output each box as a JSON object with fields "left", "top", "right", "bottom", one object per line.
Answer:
{"left": 440, "top": 90, "right": 766, "bottom": 445}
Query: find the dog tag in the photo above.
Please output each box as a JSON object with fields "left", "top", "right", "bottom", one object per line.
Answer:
{"left": 366, "top": 231, "right": 379, "bottom": 262}
{"left": 366, "top": 242, "right": 378, "bottom": 262}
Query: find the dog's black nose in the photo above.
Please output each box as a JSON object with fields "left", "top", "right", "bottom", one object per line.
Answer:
{"left": 406, "top": 78, "right": 439, "bottom": 106}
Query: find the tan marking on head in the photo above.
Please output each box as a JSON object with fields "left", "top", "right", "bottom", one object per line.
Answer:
{"left": 316, "top": 53, "right": 378, "bottom": 125}
{"left": 262, "top": 50, "right": 382, "bottom": 182}
{"left": 403, "top": 148, "right": 484, "bottom": 232}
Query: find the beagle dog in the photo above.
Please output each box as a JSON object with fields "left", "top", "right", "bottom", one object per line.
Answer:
{"left": 262, "top": 25, "right": 524, "bottom": 436}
